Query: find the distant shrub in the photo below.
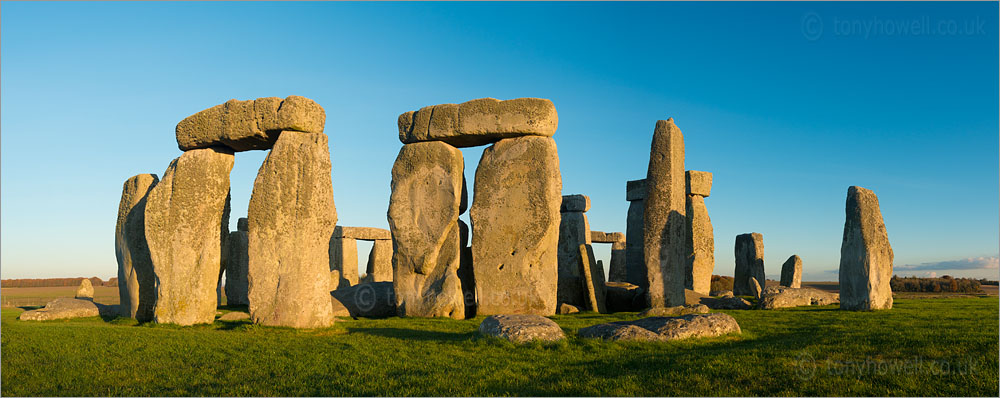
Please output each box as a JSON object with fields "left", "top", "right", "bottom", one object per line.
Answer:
{"left": 710, "top": 275, "right": 734, "bottom": 292}
{"left": 890, "top": 276, "right": 981, "bottom": 293}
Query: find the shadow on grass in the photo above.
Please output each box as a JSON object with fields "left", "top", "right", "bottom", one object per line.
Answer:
{"left": 347, "top": 327, "right": 477, "bottom": 342}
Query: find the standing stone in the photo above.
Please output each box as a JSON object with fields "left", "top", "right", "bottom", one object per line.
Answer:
{"left": 115, "top": 173, "right": 158, "bottom": 320}
{"left": 225, "top": 230, "right": 249, "bottom": 306}
{"left": 472, "top": 136, "right": 561, "bottom": 316}
{"left": 248, "top": 131, "right": 336, "bottom": 328}
{"left": 557, "top": 195, "right": 591, "bottom": 307}
{"left": 643, "top": 119, "right": 686, "bottom": 308}
{"left": 839, "top": 186, "right": 893, "bottom": 311}
{"left": 780, "top": 255, "right": 803, "bottom": 288}
{"left": 624, "top": 179, "right": 646, "bottom": 288}
{"left": 734, "top": 233, "right": 766, "bottom": 296}
{"left": 578, "top": 244, "right": 607, "bottom": 313}
{"left": 237, "top": 217, "right": 248, "bottom": 232}
{"left": 388, "top": 141, "right": 465, "bottom": 319}
{"left": 146, "top": 147, "right": 234, "bottom": 325}
{"left": 685, "top": 194, "right": 714, "bottom": 295}
{"left": 329, "top": 237, "right": 359, "bottom": 288}
{"left": 75, "top": 279, "right": 94, "bottom": 300}
{"left": 366, "top": 240, "right": 394, "bottom": 282}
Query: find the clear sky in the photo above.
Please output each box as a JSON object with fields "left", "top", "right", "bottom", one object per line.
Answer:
{"left": 2, "top": 1, "right": 997, "bottom": 282}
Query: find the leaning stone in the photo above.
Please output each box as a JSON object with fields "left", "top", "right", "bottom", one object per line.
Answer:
{"left": 471, "top": 136, "right": 561, "bottom": 315}
{"left": 75, "top": 279, "right": 94, "bottom": 300}
{"left": 146, "top": 147, "right": 234, "bottom": 326}
{"left": 366, "top": 240, "right": 394, "bottom": 282}
{"left": 733, "top": 233, "right": 766, "bottom": 296}
{"left": 749, "top": 277, "right": 763, "bottom": 300}
{"left": 398, "top": 98, "right": 558, "bottom": 147}
{"left": 685, "top": 195, "right": 714, "bottom": 295}
{"left": 643, "top": 118, "right": 686, "bottom": 308}
{"left": 225, "top": 231, "right": 249, "bottom": 306}
{"left": 759, "top": 286, "right": 839, "bottom": 309}
{"left": 330, "top": 282, "right": 396, "bottom": 318}
{"left": 388, "top": 141, "right": 465, "bottom": 319}
{"left": 839, "top": 186, "right": 893, "bottom": 310}
{"left": 557, "top": 303, "right": 581, "bottom": 314}
{"left": 217, "top": 311, "right": 250, "bottom": 321}
{"left": 115, "top": 173, "right": 158, "bottom": 320}
{"left": 557, "top": 210, "right": 590, "bottom": 307}
{"left": 334, "top": 226, "right": 392, "bottom": 241}
{"left": 780, "top": 255, "right": 803, "bottom": 288}
{"left": 176, "top": 96, "right": 325, "bottom": 151}
{"left": 478, "top": 314, "right": 565, "bottom": 343}
{"left": 626, "top": 178, "right": 647, "bottom": 201}
{"left": 248, "top": 131, "right": 336, "bottom": 328}
{"left": 625, "top": 198, "right": 645, "bottom": 288}
{"left": 638, "top": 304, "right": 709, "bottom": 317}
{"left": 19, "top": 298, "right": 109, "bottom": 321}
{"left": 685, "top": 170, "right": 713, "bottom": 197}
{"left": 329, "top": 237, "right": 359, "bottom": 288}
{"left": 560, "top": 194, "right": 590, "bottom": 212}
{"left": 578, "top": 244, "right": 607, "bottom": 313}
{"left": 579, "top": 313, "right": 741, "bottom": 342}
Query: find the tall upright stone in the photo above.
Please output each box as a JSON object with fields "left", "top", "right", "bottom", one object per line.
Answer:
{"left": 734, "top": 233, "right": 766, "bottom": 296}
{"left": 366, "top": 240, "right": 394, "bottom": 282}
{"left": 115, "top": 173, "right": 158, "bottom": 320}
{"left": 248, "top": 131, "right": 336, "bottom": 328}
{"left": 625, "top": 179, "right": 647, "bottom": 288}
{"left": 472, "top": 136, "right": 561, "bottom": 316}
{"left": 226, "top": 230, "right": 249, "bottom": 305}
{"left": 780, "top": 255, "right": 803, "bottom": 288}
{"left": 329, "top": 236, "right": 359, "bottom": 288}
{"left": 685, "top": 170, "right": 715, "bottom": 295}
{"left": 557, "top": 194, "right": 591, "bottom": 307}
{"left": 388, "top": 141, "right": 465, "bottom": 319}
{"left": 217, "top": 192, "right": 231, "bottom": 306}
{"left": 457, "top": 219, "right": 476, "bottom": 317}
{"left": 839, "top": 186, "right": 893, "bottom": 311}
{"left": 643, "top": 119, "right": 686, "bottom": 308}
{"left": 145, "top": 147, "right": 234, "bottom": 325}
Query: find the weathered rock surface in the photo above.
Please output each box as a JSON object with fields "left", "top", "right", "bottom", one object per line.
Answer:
{"left": 578, "top": 244, "right": 607, "bottom": 313}
{"left": 19, "top": 298, "right": 115, "bottom": 321}
{"left": 176, "top": 96, "right": 326, "bottom": 151}
{"left": 472, "top": 136, "right": 561, "bottom": 316}
{"left": 626, "top": 178, "right": 647, "bottom": 202}
{"left": 625, "top": 194, "right": 646, "bottom": 288}
{"left": 366, "top": 240, "right": 394, "bottom": 282}
{"left": 330, "top": 282, "right": 396, "bottom": 318}
{"left": 329, "top": 237, "right": 359, "bottom": 289}
{"left": 248, "top": 131, "right": 336, "bottom": 328}
{"left": 579, "top": 313, "right": 741, "bottom": 342}
{"left": 74, "top": 279, "right": 94, "bottom": 300}
{"left": 388, "top": 141, "right": 465, "bottom": 319}
{"left": 780, "top": 255, "right": 803, "bottom": 288}
{"left": 557, "top": 303, "right": 581, "bottom": 314}
{"left": 605, "top": 281, "right": 646, "bottom": 312}
{"left": 686, "top": 170, "right": 713, "bottom": 197}
{"left": 115, "top": 173, "right": 158, "bottom": 320}
{"left": 398, "top": 98, "right": 558, "bottom": 147}
{"left": 759, "top": 286, "right": 839, "bottom": 309}
{"left": 560, "top": 194, "right": 590, "bottom": 212}
{"left": 225, "top": 231, "right": 249, "bottom": 305}
{"left": 839, "top": 186, "right": 894, "bottom": 311}
{"left": 643, "top": 119, "right": 686, "bottom": 308}
{"left": 733, "top": 233, "right": 766, "bottom": 296}
{"left": 478, "top": 314, "right": 565, "bottom": 343}
{"left": 685, "top": 195, "right": 714, "bottom": 295}
{"left": 146, "top": 147, "right": 234, "bottom": 325}
{"left": 334, "top": 226, "right": 391, "bottom": 241}
{"left": 639, "top": 304, "right": 709, "bottom": 317}
{"left": 217, "top": 311, "right": 250, "bottom": 321}
{"left": 557, "top": 209, "right": 590, "bottom": 307}
{"left": 749, "top": 277, "right": 763, "bottom": 300}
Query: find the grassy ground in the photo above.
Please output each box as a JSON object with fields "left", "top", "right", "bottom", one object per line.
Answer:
{"left": 1, "top": 297, "right": 996, "bottom": 396}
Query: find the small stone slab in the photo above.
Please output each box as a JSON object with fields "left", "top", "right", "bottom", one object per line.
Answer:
{"left": 217, "top": 311, "right": 250, "bottom": 321}
{"left": 685, "top": 170, "right": 713, "bottom": 197}
{"left": 759, "top": 286, "right": 839, "bottom": 309}
{"left": 590, "top": 231, "right": 624, "bottom": 244}
{"left": 19, "top": 298, "right": 108, "bottom": 321}
{"left": 333, "top": 226, "right": 391, "bottom": 241}
{"left": 579, "top": 313, "right": 741, "bottom": 342}
{"left": 478, "top": 314, "right": 565, "bottom": 343}
{"left": 176, "top": 96, "right": 325, "bottom": 152}
{"left": 626, "top": 179, "right": 647, "bottom": 201}
{"left": 560, "top": 194, "right": 590, "bottom": 212}
{"left": 398, "top": 97, "right": 558, "bottom": 147}
{"left": 557, "top": 303, "right": 581, "bottom": 314}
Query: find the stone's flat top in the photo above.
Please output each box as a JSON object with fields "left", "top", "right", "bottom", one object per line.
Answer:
{"left": 333, "top": 226, "right": 391, "bottom": 240}
{"left": 626, "top": 179, "right": 647, "bottom": 201}
{"left": 578, "top": 313, "right": 741, "bottom": 342}
{"left": 590, "top": 231, "right": 625, "bottom": 243}
{"left": 686, "top": 170, "right": 713, "bottom": 197}
{"left": 398, "top": 97, "right": 558, "bottom": 148}
{"left": 19, "top": 298, "right": 110, "bottom": 321}
{"left": 478, "top": 314, "right": 565, "bottom": 343}
{"left": 176, "top": 95, "right": 326, "bottom": 152}
{"left": 560, "top": 194, "right": 590, "bottom": 212}
{"left": 639, "top": 304, "right": 709, "bottom": 317}
{"left": 217, "top": 311, "right": 250, "bottom": 321}
{"left": 759, "top": 286, "right": 839, "bottom": 310}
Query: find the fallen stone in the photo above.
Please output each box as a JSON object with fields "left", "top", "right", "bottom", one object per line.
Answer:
{"left": 248, "top": 131, "right": 336, "bottom": 328}
{"left": 333, "top": 226, "right": 391, "bottom": 241}
{"left": 839, "top": 186, "right": 894, "bottom": 311}
{"left": 557, "top": 303, "right": 581, "bottom": 314}
{"left": 225, "top": 231, "right": 249, "bottom": 306}
{"left": 684, "top": 288, "right": 711, "bottom": 306}
{"left": 685, "top": 195, "right": 714, "bottom": 295}
{"left": 685, "top": 170, "right": 713, "bottom": 197}
{"left": 19, "top": 298, "right": 115, "bottom": 321}
{"left": 560, "top": 194, "right": 590, "bottom": 212}
{"left": 780, "top": 255, "right": 803, "bottom": 288}
{"left": 759, "top": 286, "right": 839, "bottom": 309}
{"left": 330, "top": 282, "right": 396, "bottom": 318}
{"left": 557, "top": 210, "right": 590, "bottom": 307}
{"left": 643, "top": 118, "right": 687, "bottom": 308}
{"left": 710, "top": 290, "right": 734, "bottom": 298}
{"left": 639, "top": 304, "right": 709, "bottom": 317}
{"left": 733, "top": 233, "right": 766, "bottom": 296}
{"left": 578, "top": 244, "right": 607, "bottom": 313}
{"left": 626, "top": 178, "right": 647, "bottom": 201}
{"left": 146, "top": 147, "right": 234, "bottom": 325}
{"left": 217, "top": 311, "right": 250, "bottom": 321}
{"left": 176, "top": 96, "right": 326, "bottom": 151}
{"left": 471, "top": 136, "right": 561, "bottom": 316}
{"left": 329, "top": 237, "right": 359, "bottom": 288}
{"left": 605, "top": 281, "right": 646, "bottom": 312}
{"left": 478, "top": 314, "right": 565, "bottom": 343}
{"left": 115, "top": 173, "right": 159, "bottom": 320}
{"left": 578, "top": 313, "right": 741, "bottom": 342}
{"left": 388, "top": 141, "right": 465, "bottom": 319}
{"left": 398, "top": 98, "right": 558, "bottom": 147}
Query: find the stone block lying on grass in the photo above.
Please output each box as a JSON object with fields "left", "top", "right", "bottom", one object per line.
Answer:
{"left": 578, "top": 313, "right": 741, "bottom": 342}
{"left": 638, "top": 304, "right": 709, "bottom": 317}
{"left": 758, "top": 286, "right": 839, "bottom": 309}
{"left": 479, "top": 314, "right": 565, "bottom": 343}
{"left": 330, "top": 282, "right": 397, "bottom": 318}
{"left": 19, "top": 298, "right": 116, "bottom": 321}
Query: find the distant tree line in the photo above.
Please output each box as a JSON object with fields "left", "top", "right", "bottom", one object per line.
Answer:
{"left": 889, "top": 275, "right": 981, "bottom": 293}
{"left": 977, "top": 278, "right": 999, "bottom": 286}
{"left": 1, "top": 277, "right": 117, "bottom": 288}
{"left": 710, "top": 275, "right": 734, "bottom": 292}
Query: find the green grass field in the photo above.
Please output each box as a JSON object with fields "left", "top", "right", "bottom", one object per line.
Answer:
{"left": 1, "top": 297, "right": 997, "bottom": 396}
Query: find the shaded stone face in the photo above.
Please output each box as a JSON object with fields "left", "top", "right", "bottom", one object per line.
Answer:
{"left": 560, "top": 194, "right": 591, "bottom": 212}
{"left": 557, "top": 210, "right": 590, "bottom": 307}
{"left": 471, "top": 136, "right": 561, "bottom": 316}
{"left": 733, "top": 233, "right": 766, "bottom": 297}
{"left": 146, "top": 147, "right": 234, "bottom": 326}
{"left": 248, "top": 131, "right": 336, "bottom": 328}
{"left": 643, "top": 119, "right": 687, "bottom": 308}
{"left": 579, "top": 244, "right": 607, "bottom": 313}
{"left": 398, "top": 98, "right": 558, "bottom": 148}
{"left": 780, "top": 255, "right": 803, "bottom": 288}
{"left": 176, "top": 96, "right": 326, "bottom": 152}
{"left": 839, "top": 186, "right": 893, "bottom": 311}
{"left": 225, "top": 231, "right": 249, "bottom": 306}
{"left": 329, "top": 237, "right": 359, "bottom": 289}
{"left": 685, "top": 195, "right": 715, "bottom": 295}
{"left": 115, "top": 173, "right": 158, "bottom": 320}
{"left": 388, "top": 141, "right": 465, "bottom": 319}
{"left": 624, "top": 199, "right": 646, "bottom": 288}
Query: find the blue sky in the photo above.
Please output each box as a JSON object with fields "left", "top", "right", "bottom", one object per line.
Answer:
{"left": 2, "top": 1, "right": 997, "bottom": 282}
